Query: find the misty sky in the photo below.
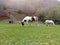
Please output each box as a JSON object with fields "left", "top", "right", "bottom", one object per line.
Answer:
{"left": 0, "top": 0, "right": 58, "bottom": 8}
{"left": 0, "top": 0, "right": 60, "bottom": 13}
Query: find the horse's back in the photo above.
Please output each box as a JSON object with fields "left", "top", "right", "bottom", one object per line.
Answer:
{"left": 45, "top": 20, "right": 54, "bottom": 22}
{"left": 44, "top": 20, "right": 55, "bottom": 25}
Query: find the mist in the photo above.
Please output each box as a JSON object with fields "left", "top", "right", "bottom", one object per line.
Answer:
{"left": 0, "top": 0, "right": 60, "bottom": 14}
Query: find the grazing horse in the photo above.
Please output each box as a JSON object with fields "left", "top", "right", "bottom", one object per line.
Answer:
{"left": 21, "top": 16, "right": 38, "bottom": 26}
{"left": 44, "top": 20, "right": 55, "bottom": 26}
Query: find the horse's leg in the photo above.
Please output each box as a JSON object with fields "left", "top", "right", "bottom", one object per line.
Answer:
{"left": 53, "top": 22, "right": 55, "bottom": 25}
{"left": 45, "top": 22, "right": 49, "bottom": 26}
{"left": 36, "top": 18, "right": 39, "bottom": 26}
{"left": 26, "top": 21, "right": 28, "bottom": 24}
{"left": 34, "top": 19, "right": 39, "bottom": 26}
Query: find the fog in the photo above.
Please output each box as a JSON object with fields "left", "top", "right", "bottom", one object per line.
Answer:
{"left": 0, "top": 0, "right": 60, "bottom": 14}
{"left": 0, "top": 0, "right": 59, "bottom": 9}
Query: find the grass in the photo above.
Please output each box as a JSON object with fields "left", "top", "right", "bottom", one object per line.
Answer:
{"left": 0, "top": 23, "right": 60, "bottom": 45}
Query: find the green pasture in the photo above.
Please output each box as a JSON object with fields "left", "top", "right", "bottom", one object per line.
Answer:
{"left": 0, "top": 23, "right": 60, "bottom": 45}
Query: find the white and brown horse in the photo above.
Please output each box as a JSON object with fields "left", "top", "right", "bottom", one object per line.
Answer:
{"left": 21, "top": 16, "right": 38, "bottom": 26}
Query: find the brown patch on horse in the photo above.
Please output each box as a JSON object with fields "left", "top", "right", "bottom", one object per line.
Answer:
{"left": 31, "top": 16, "right": 35, "bottom": 21}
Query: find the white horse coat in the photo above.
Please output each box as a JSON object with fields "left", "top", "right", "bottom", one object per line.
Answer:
{"left": 22, "top": 16, "right": 38, "bottom": 24}
{"left": 44, "top": 20, "right": 55, "bottom": 25}
{"left": 22, "top": 16, "right": 32, "bottom": 23}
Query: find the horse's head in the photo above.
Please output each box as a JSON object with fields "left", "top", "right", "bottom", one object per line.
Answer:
{"left": 21, "top": 21, "right": 24, "bottom": 26}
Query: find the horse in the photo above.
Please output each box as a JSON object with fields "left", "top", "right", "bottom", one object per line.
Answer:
{"left": 21, "top": 16, "right": 38, "bottom": 26}
{"left": 44, "top": 20, "right": 55, "bottom": 26}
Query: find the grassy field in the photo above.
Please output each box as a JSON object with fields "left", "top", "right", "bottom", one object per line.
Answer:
{"left": 0, "top": 23, "right": 60, "bottom": 45}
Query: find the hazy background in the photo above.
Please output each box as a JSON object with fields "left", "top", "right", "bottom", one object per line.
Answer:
{"left": 0, "top": 0, "right": 60, "bottom": 14}
{"left": 0, "top": 0, "right": 60, "bottom": 23}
